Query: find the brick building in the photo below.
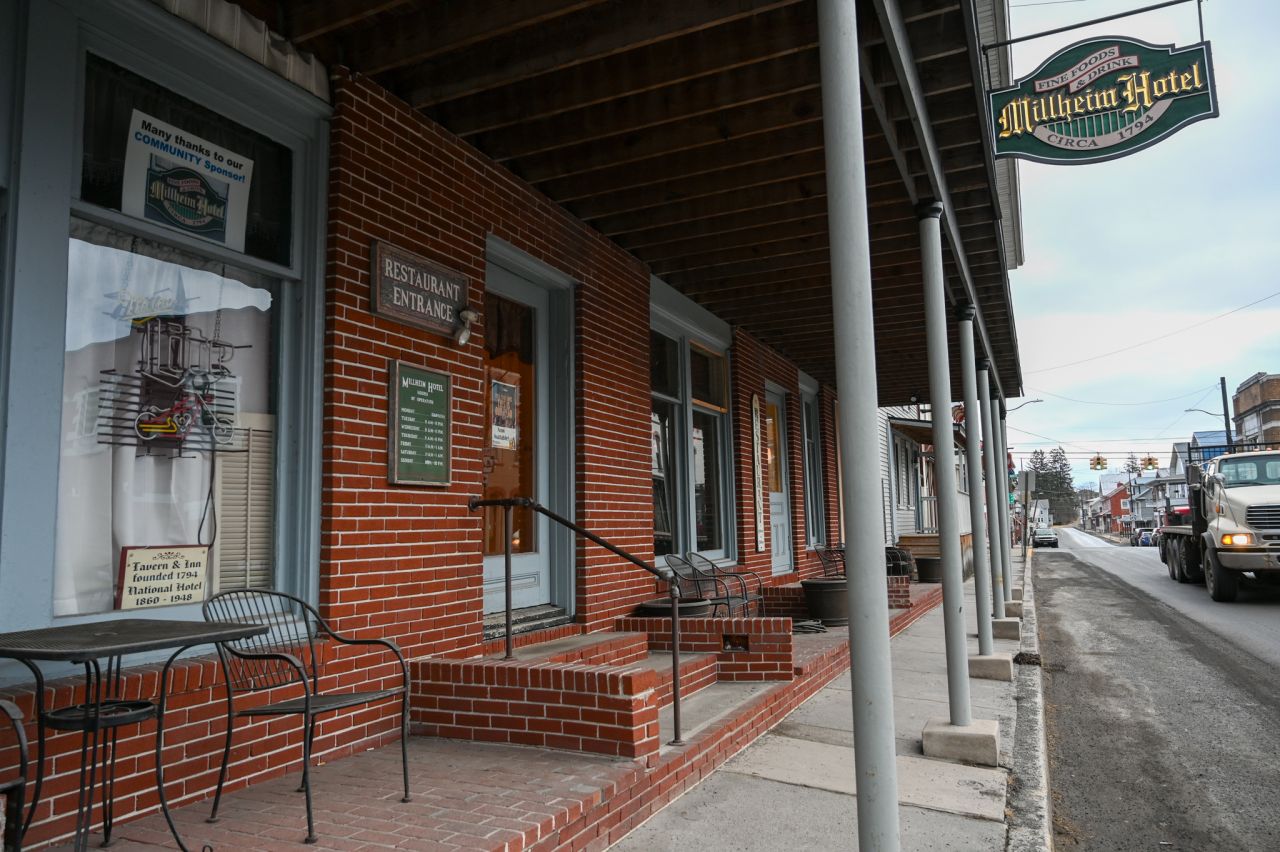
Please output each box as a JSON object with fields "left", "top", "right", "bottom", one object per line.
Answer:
{"left": 0, "top": 0, "right": 1025, "bottom": 846}
{"left": 1234, "top": 372, "right": 1280, "bottom": 445}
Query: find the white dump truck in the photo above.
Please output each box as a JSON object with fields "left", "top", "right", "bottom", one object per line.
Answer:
{"left": 1158, "top": 445, "right": 1280, "bottom": 602}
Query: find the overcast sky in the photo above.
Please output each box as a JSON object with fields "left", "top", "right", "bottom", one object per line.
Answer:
{"left": 1001, "top": 0, "right": 1278, "bottom": 491}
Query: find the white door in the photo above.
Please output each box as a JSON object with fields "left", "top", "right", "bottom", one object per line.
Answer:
{"left": 481, "top": 265, "right": 551, "bottom": 612}
{"left": 765, "top": 391, "right": 793, "bottom": 573}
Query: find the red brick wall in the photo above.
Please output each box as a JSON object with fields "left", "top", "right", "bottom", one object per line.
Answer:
{"left": 323, "top": 69, "right": 656, "bottom": 657}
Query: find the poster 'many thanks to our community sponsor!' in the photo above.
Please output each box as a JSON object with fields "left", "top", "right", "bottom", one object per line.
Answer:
{"left": 122, "top": 109, "right": 255, "bottom": 251}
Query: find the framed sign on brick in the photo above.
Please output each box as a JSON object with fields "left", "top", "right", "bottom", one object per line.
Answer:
{"left": 388, "top": 360, "right": 452, "bottom": 486}
{"left": 370, "top": 240, "right": 469, "bottom": 337}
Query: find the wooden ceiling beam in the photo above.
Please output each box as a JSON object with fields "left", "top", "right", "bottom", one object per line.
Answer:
{"left": 344, "top": 1, "right": 606, "bottom": 76}
{"left": 432, "top": 3, "right": 819, "bottom": 137}
{"left": 591, "top": 174, "right": 829, "bottom": 237}
{"left": 474, "top": 51, "right": 821, "bottom": 162}
{"left": 541, "top": 122, "right": 825, "bottom": 204}
{"left": 399, "top": 0, "right": 805, "bottom": 108}
{"left": 619, "top": 196, "right": 832, "bottom": 254}
{"left": 285, "top": 0, "right": 410, "bottom": 43}
{"left": 509, "top": 88, "right": 828, "bottom": 184}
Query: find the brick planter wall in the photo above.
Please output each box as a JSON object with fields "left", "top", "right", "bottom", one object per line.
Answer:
{"left": 887, "top": 575, "right": 913, "bottom": 608}
{"left": 615, "top": 616, "right": 795, "bottom": 682}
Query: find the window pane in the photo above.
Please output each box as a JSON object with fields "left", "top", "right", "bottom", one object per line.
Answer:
{"left": 803, "top": 398, "right": 824, "bottom": 545}
{"left": 765, "top": 401, "right": 783, "bottom": 492}
{"left": 55, "top": 219, "right": 278, "bottom": 615}
{"left": 651, "top": 401, "right": 679, "bottom": 556}
{"left": 689, "top": 345, "right": 726, "bottom": 410}
{"left": 651, "top": 330, "right": 680, "bottom": 398}
{"left": 81, "top": 54, "right": 293, "bottom": 265}
{"left": 483, "top": 294, "right": 537, "bottom": 555}
{"left": 692, "top": 410, "right": 724, "bottom": 552}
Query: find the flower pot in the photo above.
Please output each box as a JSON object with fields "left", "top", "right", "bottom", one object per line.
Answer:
{"left": 634, "top": 597, "right": 713, "bottom": 618}
{"left": 800, "top": 577, "right": 849, "bottom": 626}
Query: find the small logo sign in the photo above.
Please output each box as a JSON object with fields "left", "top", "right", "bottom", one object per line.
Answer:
{"left": 990, "top": 37, "right": 1218, "bottom": 165}
{"left": 145, "top": 160, "right": 229, "bottom": 242}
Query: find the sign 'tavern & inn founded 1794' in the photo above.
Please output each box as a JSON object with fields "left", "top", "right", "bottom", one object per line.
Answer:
{"left": 989, "top": 36, "right": 1217, "bottom": 165}
{"left": 370, "top": 241, "right": 469, "bottom": 337}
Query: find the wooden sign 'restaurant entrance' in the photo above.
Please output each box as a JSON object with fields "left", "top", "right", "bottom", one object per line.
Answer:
{"left": 371, "top": 241, "right": 469, "bottom": 337}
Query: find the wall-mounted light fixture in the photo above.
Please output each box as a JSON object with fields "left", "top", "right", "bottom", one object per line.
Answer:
{"left": 455, "top": 308, "right": 479, "bottom": 346}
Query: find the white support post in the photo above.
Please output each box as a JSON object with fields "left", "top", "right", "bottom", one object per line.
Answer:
{"left": 978, "top": 366, "right": 1006, "bottom": 620}
{"left": 957, "top": 308, "right": 993, "bottom": 658}
{"left": 917, "top": 202, "right": 971, "bottom": 728}
{"left": 999, "top": 412, "right": 1014, "bottom": 600}
{"left": 816, "top": 0, "right": 902, "bottom": 847}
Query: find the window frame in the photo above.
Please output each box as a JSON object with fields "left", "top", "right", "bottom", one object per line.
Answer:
{"left": 800, "top": 387, "right": 825, "bottom": 549}
{"left": 649, "top": 301, "right": 735, "bottom": 563}
{"left": 0, "top": 0, "right": 328, "bottom": 636}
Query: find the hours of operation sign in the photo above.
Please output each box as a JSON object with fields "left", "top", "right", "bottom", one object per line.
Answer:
{"left": 389, "top": 360, "right": 452, "bottom": 486}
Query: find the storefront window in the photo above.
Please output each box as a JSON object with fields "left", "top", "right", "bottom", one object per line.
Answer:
{"left": 650, "top": 330, "right": 730, "bottom": 558}
{"left": 54, "top": 219, "right": 278, "bottom": 615}
{"left": 80, "top": 55, "right": 293, "bottom": 265}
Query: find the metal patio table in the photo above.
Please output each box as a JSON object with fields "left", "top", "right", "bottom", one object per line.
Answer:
{"left": 0, "top": 618, "right": 269, "bottom": 851}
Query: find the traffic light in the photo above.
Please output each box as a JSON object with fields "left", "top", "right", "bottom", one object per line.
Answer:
{"left": 1141, "top": 455, "right": 1159, "bottom": 471}
{"left": 1089, "top": 454, "right": 1107, "bottom": 470}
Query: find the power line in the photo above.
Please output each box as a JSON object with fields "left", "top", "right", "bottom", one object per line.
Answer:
{"left": 1027, "top": 383, "right": 1218, "bottom": 407}
{"left": 1010, "top": 0, "right": 1094, "bottom": 7}
{"left": 1026, "top": 290, "right": 1280, "bottom": 374}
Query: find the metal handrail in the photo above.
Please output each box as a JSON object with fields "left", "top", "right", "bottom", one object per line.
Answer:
{"left": 468, "top": 497, "right": 684, "bottom": 745}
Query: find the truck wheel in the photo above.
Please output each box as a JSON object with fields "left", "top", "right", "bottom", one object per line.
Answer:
{"left": 1180, "top": 539, "right": 1203, "bottom": 583}
{"left": 1204, "top": 546, "right": 1239, "bottom": 602}
{"left": 1167, "top": 539, "right": 1182, "bottom": 580}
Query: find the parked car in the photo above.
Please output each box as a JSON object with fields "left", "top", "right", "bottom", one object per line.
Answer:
{"left": 1032, "top": 527, "right": 1058, "bottom": 548}
{"left": 1130, "top": 527, "right": 1155, "bottom": 546}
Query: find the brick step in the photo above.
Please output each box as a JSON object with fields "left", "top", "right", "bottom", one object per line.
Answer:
{"left": 617, "top": 650, "right": 721, "bottom": 709}
{"left": 487, "top": 630, "right": 651, "bottom": 667}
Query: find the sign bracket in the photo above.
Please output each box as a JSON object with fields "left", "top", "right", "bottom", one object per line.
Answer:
{"left": 983, "top": 0, "right": 1200, "bottom": 54}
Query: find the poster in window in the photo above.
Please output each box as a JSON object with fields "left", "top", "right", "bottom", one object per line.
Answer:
{"left": 122, "top": 110, "right": 254, "bottom": 251}
{"left": 490, "top": 380, "right": 519, "bottom": 450}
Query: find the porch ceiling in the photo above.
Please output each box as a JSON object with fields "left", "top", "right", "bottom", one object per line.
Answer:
{"left": 259, "top": 0, "right": 1023, "bottom": 405}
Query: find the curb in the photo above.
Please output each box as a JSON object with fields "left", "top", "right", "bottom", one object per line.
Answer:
{"left": 1006, "top": 549, "right": 1054, "bottom": 852}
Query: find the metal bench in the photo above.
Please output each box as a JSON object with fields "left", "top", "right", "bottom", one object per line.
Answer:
{"left": 203, "top": 590, "right": 410, "bottom": 845}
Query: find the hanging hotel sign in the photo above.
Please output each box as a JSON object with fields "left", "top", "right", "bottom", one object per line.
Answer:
{"left": 115, "top": 546, "right": 209, "bottom": 610}
{"left": 990, "top": 37, "right": 1217, "bottom": 165}
{"left": 371, "top": 241, "right": 469, "bottom": 338}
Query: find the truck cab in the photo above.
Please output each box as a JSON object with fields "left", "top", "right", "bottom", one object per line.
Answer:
{"left": 1163, "top": 447, "right": 1280, "bottom": 600}
{"left": 1198, "top": 451, "right": 1280, "bottom": 575}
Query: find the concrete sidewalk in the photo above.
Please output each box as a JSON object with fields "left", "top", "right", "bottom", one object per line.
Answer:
{"left": 612, "top": 556, "right": 1047, "bottom": 851}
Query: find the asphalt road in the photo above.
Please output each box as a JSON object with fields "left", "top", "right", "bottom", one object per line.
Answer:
{"left": 1036, "top": 529, "right": 1280, "bottom": 851}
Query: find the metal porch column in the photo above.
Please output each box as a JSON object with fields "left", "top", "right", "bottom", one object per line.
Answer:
{"left": 978, "top": 365, "right": 1006, "bottom": 619}
{"left": 918, "top": 201, "right": 972, "bottom": 728}
{"left": 997, "top": 407, "right": 1014, "bottom": 600}
{"left": 958, "top": 308, "right": 993, "bottom": 656}
{"left": 817, "top": 0, "right": 901, "bottom": 847}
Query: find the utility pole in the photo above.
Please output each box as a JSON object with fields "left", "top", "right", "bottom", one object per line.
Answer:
{"left": 1220, "top": 376, "right": 1234, "bottom": 451}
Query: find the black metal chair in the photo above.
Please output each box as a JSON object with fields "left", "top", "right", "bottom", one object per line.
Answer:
{"left": 684, "top": 553, "right": 765, "bottom": 616}
{"left": 664, "top": 555, "right": 753, "bottom": 617}
{"left": 885, "top": 546, "right": 915, "bottom": 577}
{"left": 1, "top": 699, "right": 28, "bottom": 852}
{"left": 814, "top": 543, "right": 846, "bottom": 577}
{"left": 202, "top": 590, "right": 410, "bottom": 844}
